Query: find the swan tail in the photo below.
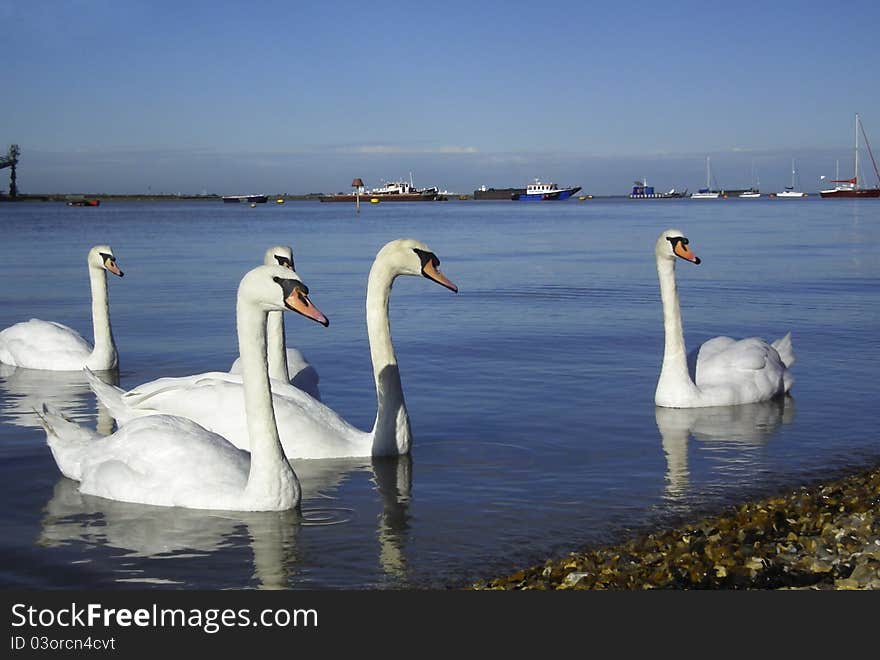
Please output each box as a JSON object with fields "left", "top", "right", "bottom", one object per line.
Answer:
{"left": 84, "top": 367, "right": 132, "bottom": 422}
{"left": 34, "top": 403, "right": 98, "bottom": 482}
{"left": 771, "top": 332, "right": 796, "bottom": 369}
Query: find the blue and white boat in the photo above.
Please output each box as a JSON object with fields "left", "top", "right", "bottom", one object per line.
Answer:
{"left": 511, "top": 179, "right": 581, "bottom": 201}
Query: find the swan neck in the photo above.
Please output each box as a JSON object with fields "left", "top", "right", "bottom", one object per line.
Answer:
{"left": 266, "top": 311, "right": 289, "bottom": 382}
{"left": 366, "top": 260, "right": 411, "bottom": 455}
{"left": 88, "top": 264, "right": 117, "bottom": 367}
{"left": 237, "top": 298, "right": 297, "bottom": 505}
{"left": 656, "top": 257, "right": 698, "bottom": 401}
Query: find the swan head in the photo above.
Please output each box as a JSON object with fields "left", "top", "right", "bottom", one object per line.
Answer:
{"left": 656, "top": 229, "right": 701, "bottom": 265}
{"left": 377, "top": 238, "right": 458, "bottom": 292}
{"left": 263, "top": 245, "right": 294, "bottom": 270}
{"left": 88, "top": 245, "right": 124, "bottom": 277}
{"left": 239, "top": 265, "right": 329, "bottom": 327}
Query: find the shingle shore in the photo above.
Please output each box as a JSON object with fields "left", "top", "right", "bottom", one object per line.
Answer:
{"left": 474, "top": 465, "right": 880, "bottom": 590}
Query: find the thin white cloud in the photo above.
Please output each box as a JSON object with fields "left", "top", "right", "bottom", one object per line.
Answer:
{"left": 330, "top": 144, "right": 478, "bottom": 155}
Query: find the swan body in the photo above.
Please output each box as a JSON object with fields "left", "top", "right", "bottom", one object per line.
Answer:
{"left": 654, "top": 228, "right": 795, "bottom": 408}
{"left": 229, "top": 246, "right": 321, "bottom": 399}
{"left": 231, "top": 347, "right": 320, "bottom": 399}
{"left": 87, "top": 238, "right": 457, "bottom": 459}
{"left": 38, "top": 265, "right": 329, "bottom": 511}
{"left": 0, "top": 246, "right": 123, "bottom": 371}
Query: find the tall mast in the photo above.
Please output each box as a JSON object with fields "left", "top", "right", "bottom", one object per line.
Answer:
{"left": 855, "top": 113, "right": 860, "bottom": 189}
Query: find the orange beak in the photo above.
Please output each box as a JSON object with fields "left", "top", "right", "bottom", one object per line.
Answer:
{"left": 422, "top": 260, "right": 458, "bottom": 292}
{"left": 285, "top": 288, "right": 329, "bottom": 326}
{"left": 673, "top": 241, "right": 701, "bottom": 264}
{"left": 104, "top": 257, "right": 124, "bottom": 277}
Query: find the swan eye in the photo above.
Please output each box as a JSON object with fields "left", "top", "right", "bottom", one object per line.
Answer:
{"left": 274, "top": 255, "right": 294, "bottom": 269}
{"left": 413, "top": 248, "right": 439, "bottom": 269}
{"left": 273, "top": 276, "right": 306, "bottom": 297}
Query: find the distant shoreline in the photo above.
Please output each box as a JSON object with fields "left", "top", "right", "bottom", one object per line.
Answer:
{"left": 0, "top": 193, "right": 328, "bottom": 202}
{"left": 0, "top": 193, "right": 653, "bottom": 203}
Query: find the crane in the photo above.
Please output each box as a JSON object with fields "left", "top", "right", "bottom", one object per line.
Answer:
{"left": 1, "top": 144, "right": 20, "bottom": 197}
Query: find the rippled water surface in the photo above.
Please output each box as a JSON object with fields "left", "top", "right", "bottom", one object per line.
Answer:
{"left": 1, "top": 197, "right": 878, "bottom": 589}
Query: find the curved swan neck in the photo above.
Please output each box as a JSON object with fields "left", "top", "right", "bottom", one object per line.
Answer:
{"left": 87, "top": 264, "right": 117, "bottom": 369}
{"left": 656, "top": 256, "right": 699, "bottom": 403}
{"left": 366, "top": 258, "right": 411, "bottom": 455}
{"left": 266, "top": 311, "right": 289, "bottom": 382}
{"left": 237, "top": 298, "right": 297, "bottom": 506}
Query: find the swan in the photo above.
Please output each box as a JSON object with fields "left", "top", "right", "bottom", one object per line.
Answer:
{"left": 229, "top": 245, "right": 321, "bottom": 399}
{"left": 36, "top": 264, "right": 329, "bottom": 511}
{"left": 654, "top": 228, "right": 795, "bottom": 408}
{"left": 86, "top": 238, "right": 457, "bottom": 459}
{"left": 82, "top": 246, "right": 318, "bottom": 422}
{"left": 0, "top": 245, "right": 123, "bottom": 371}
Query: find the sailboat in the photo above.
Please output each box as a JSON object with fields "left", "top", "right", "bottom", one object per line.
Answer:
{"left": 690, "top": 156, "right": 720, "bottom": 199}
{"left": 774, "top": 159, "right": 807, "bottom": 198}
{"left": 820, "top": 113, "right": 880, "bottom": 198}
{"left": 739, "top": 162, "right": 761, "bottom": 197}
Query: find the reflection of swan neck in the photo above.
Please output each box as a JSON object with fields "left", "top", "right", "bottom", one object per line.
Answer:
{"left": 656, "top": 256, "right": 698, "bottom": 403}
{"left": 366, "top": 259, "right": 411, "bottom": 455}
{"left": 266, "top": 311, "right": 289, "bottom": 382}
{"left": 87, "top": 264, "right": 117, "bottom": 369}
{"left": 373, "top": 456, "right": 412, "bottom": 580}
{"left": 237, "top": 297, "right": 298, "bottom": 507}
{"left": 250, "top": 511, "right": 297, "bottom": 590}
{"left": 655, "top": 406, "right": 691, "bottom": 498}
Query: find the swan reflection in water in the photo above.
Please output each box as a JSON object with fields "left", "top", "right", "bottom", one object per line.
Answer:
{"left": 656, "top": 396, "right": 796, "bottom": 500}
{"left": 0, "top": 364, "right": 118, "bottom": 435}
{"left": 38, "top": 455, "right": 412, "bottom": 588}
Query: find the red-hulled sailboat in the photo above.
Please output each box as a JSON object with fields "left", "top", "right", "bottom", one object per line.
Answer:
{"left": 820, "top": 113, "right": 880, "bottom": 198}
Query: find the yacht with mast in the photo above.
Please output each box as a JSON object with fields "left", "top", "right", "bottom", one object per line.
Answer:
{"left": 820, "top": 113, "right": 880, "bottom": 198}
{"left": 691, "top": 157, "right": 720, "bottom": 199}
{"left": 773, "top": 159, "right": 807, "bottom": 198}
{"left": 739, "top": 162, "right": 761, "bottom": 197}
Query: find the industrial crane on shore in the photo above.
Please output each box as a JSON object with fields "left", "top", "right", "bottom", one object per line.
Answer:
{"left": 1, "top": 144, "right": 20, "bottom": 197}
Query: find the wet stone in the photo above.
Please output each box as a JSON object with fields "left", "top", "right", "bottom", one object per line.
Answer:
{"left": 473, "top": 465, "right": 880, "bottom": 591}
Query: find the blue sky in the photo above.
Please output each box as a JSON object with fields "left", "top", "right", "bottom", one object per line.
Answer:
{"left": 3, "top": 0, "right": 880, "bottom": 195}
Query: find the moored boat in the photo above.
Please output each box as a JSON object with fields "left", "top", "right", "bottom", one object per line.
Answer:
{"left": 66, "top": 199, "right": 100, "bottom": 206}
{"left": 773, "top": 160, "right": 807, "bottom": 198}
{"left": 629, "top": 179, "right": 687, "bottom": 199}
{"left": 820, "top": 113, "right": 880, "bottom": 199}
{"left": 473, "top": 185, "right": 526, "bottom": 200}
{"left": 222, "top": 195, "right": 269, "bottom": 204}
{"left": 690, "top": 157, "right": 721, "bottom": 199}
{"left": 511, "top": 179, "right": 581, "bottom": 201}
{"left": 319, "top": 178, "right": 443, "bottom": 202}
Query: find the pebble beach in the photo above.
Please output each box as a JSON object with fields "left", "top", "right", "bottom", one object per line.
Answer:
{"left": 474, "top": 464, "right": 880, "bottom": 590}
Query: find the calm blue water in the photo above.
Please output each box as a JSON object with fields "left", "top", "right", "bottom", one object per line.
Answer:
{"left": 1, "top": 197, "right": 878, "bottom": 589}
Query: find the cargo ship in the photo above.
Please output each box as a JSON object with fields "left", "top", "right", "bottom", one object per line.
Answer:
{"left": 473, "top": 185, "right": 526, "bottom": 200}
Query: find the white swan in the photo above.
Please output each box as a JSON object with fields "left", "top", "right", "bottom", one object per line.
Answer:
{"left": 654, "top": 228, "right": 795, "bottom": 408}
{"left": 87, "top": 238, "right": 457, "bottom": 459}
{"left": 36, "top": 264, "right": 329, "bottom": 511}
{"left": 229, "top": 245, "right": 321, "bottom": 399}
{"left": 0, "top": 245, "right": 123, "bottom": 371}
